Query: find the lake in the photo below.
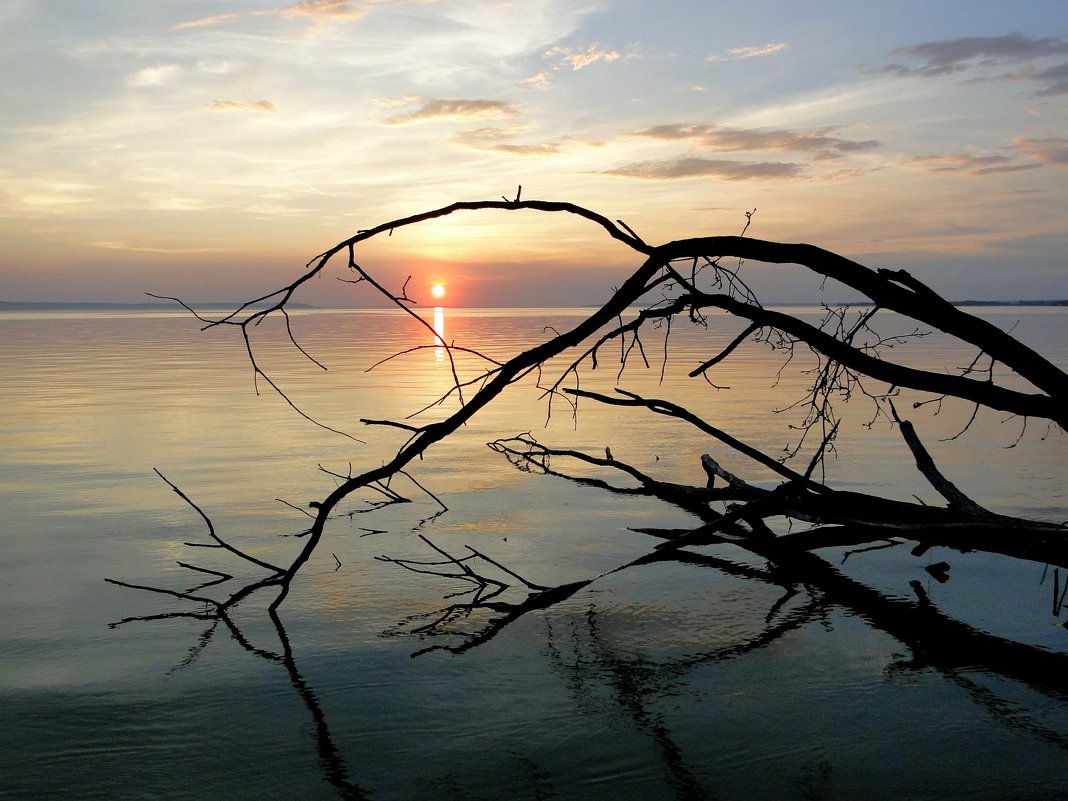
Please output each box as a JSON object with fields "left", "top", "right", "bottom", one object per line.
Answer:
{"left": 1, "top": 305, "right": 1067, "bottom": 800}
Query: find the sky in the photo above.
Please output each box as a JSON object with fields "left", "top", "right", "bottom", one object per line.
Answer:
{"left": 1, "top": 0, "right": 1067, "bottom": 307}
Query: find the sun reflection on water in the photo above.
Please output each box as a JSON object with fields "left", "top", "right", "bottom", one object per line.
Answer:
{"left": 433, "top": 306, "right": 445, "bottom": 362}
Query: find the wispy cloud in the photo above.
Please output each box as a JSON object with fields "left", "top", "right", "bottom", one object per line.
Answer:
{"left": 385, "top": 99, "right": 518, "bottom": 124}
{"left": 601, "top": 157, "right": 801, "bottom": 180}
{"left": 544, "top": 43, "right": 620, "bottom": 71}
{"left": 708, "top": 42, "right": 788, "bottom": 62}
{"left": 454, "top": 125, "right": 525, "bottom": 144}
{"left": 175, "top": 1, "right": 364, "bottom": 32}
{"left": 128, "top": 65, "right": 182, "bottom": 87}
{"left": 453, "top": 126, "right": 601, "bottom": 157}
{"left": 886, "top": 34, "right": 1068, "bottom": 76}
{"left": 522, "top": 42, "right": 622, "bottom": 88}
{"left": 481, "top": 142, "right": 563, "bottom": 156}
{"left": 197, "top": 60, "right": 236, "bottom": 76}
{"left": 906, "top": 137, "right": 1068, "bottom": 176}
{"left": 878, "top": 34, "right": 1068, "bottom": 96}
{"left": 453, "top": 125, "right": 527, "bottom": 143}
{"left": 913, "top": 223, "right": 1000, "bottom": 238}
{"left": 373, "top": 95, "right": 423, "bottom": 109}
{"left": 88, "top": 240, "right": 238, "bottom": 254}
{"left": 908, "top": 153, "right": 1040, "bottom": 175}
{"left": 173, "top": 13, "right": 240, "bottom": 30}
{"left": 208, "top": 100, "right": 279, "bottom": 112}
{"left": 19, "top": 192, "right": 94, "bottom": 209}
{"left": 632, "top": 123, "right": 879, "bottom": 154}
{"left": 265, "top": 0, "right": 365, "bottom": 20}
{"left": 518, "top": 71, "right": 552, "bottom": 90}
{"left": 1013, "top": 137, "right": 1068, "bottom": 166}
{"left": 1031, "top": 61, "right": 1068, "bottom": 96}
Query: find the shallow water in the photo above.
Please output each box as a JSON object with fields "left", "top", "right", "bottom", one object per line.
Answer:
{"left": 1, "top": 306, "right": 1067, "bottom": 800}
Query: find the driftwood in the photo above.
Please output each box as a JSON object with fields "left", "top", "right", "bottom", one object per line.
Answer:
{"left": 109, "top": 194, "right": 1066, "bottom": 699}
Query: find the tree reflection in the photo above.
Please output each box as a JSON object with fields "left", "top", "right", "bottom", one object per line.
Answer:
{"left": 110, "top": 607, "right": 370, "bottom": 800}
{"left": 110, "top": 521, "right": 1068, "bottom": 801}
{"left": 111, "top": 197, "right": 1068, "bottom": 797}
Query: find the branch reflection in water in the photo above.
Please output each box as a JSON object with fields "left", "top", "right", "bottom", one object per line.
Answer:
{"left": 112, "top": 523, "right": 1068, "bottom": 801}
{"left": 85, "top": 295, "right": 1068, "bottom": 798}
{"left": 110, "top": 606, "right": 369, "bottom": 801}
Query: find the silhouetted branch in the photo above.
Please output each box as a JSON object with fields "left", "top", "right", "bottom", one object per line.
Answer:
{"left": 153, "top": 469, "right": 285, "bottom": 573}
{"left": 129, "top": 195, "right": 1065, "bottom": 671}
{"left": 102, "top": 194, "right": 1068, "bottom": 796}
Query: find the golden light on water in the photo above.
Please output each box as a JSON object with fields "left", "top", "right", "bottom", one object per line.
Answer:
{"left": 433, "top": 305, "right": 445, "bottom": 362}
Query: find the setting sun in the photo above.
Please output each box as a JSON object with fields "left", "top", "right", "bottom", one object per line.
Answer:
{"left": 431, "top": 283, "right": 446, "bottom": 299}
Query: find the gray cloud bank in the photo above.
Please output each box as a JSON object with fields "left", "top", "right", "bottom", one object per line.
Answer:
{"left": 879, "top": 33, "right": 1068, "bottom": 96}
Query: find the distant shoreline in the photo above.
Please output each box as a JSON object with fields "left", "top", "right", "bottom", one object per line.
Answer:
{"left": 951, "top": 299, "right": 1068, "bottom": 307}
{"left": 2, "top": 299, "right": 1067, "bottom": 312}
{"left": 0, "top": 300, "right": 318, "bottom": 311}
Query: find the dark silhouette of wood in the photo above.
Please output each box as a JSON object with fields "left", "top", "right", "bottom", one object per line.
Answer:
{"left": 110, "top": 194, "right": 1066, "bottom": 699}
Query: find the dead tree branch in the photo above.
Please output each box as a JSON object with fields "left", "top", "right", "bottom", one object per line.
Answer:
{"left": 126, "top": 196, "right": 1065, "bottom": 646}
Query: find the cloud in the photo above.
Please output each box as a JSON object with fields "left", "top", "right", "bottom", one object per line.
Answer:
{"left": 913, "top": 224, "right": 1000, "bottom": 238}
{"left": 208, "top": 100, "right": 279, "bottom": 112}
{"left": 454, "top": 125, "right": 527, "bottom": 142}
{"left": 908, "top": 153, "right": 1041, "bottom": 175}
{"left": 128, "top": 65, "right": 182, "bottom": 87}
{"left": 19, "top": 192, "right": 94, "bottom": 208}
{"left": 12, "top": 180, "right": 97, "bottom": 211}
{"left": 523, "top": 43, "right": 621, "bottom": 89}
{"left": 1013, "top": 137, "right": 1068, "bottom": 166}
{"left": 482, "top": 143, "right": 563, "bottom": 156}
{"left": 601, "top": 157, "right": 801, "bottom": 180}
{"left": 878, "top": 34, "right": 1068, "bottom": 96}
{"left": 708, "top": 42, "right": 788, "bottom": 62}
{"left": 268, "top": 0, "right": 364, "bottom": 19}
{"left": 173, "top": 13, "right": 240, "bottom": 30}
{"left": 87, "top": 241, "right": 237, "bottom": 254}
{"left": 518, "top": 71, "right": 552, "bottom": 90}
{"left": 197, "top": 59, "right": 237, "bottom": 76}
{"left": 453, "top": 127, "right": 600, "bottom": 157}
{"left": 887, "top": 34, "right": 1068, "bottom": 76}
{"left": 544, "top": 44, "right": 620, "bottom": 71}
{"left": 631, "top": 123, "right": 879, "bottom": 154}
{"left": 1032, "top": 61, "right": 1068, "bottom": 96}
{"left": 385, "top": 99, "right": 518, "bottom": 124}
{"left": 175, "top": 1, "right": 363, "bottom": 32}
{"left": 373, "top": 95, "right": 423, "bottom": 108}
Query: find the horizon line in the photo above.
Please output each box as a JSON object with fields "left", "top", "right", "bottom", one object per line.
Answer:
{"left": 4, "top": 298, "right": 1068, "bottom": 311}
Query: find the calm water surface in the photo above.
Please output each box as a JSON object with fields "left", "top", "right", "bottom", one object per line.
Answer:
{"left": 2, "top": 306, "right": 1067, "bottom": 800}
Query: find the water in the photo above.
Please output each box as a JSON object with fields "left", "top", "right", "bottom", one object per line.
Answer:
{"left": 1, "top": 306, "right": 1067, "bottom": 800}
